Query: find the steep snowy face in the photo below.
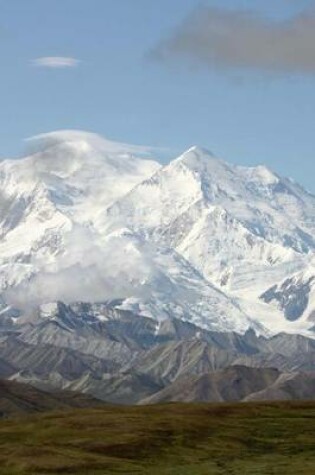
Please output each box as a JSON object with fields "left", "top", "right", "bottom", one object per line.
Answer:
{"left": 99, "top": 146, "right": 315, "bottom": 334}
{"left": 103, "top": 146, "right": 314, "bottom": 284}
{"left": 0, "top": 131, "right": 160, "bottom": 293}
{"left": 105, "top": 146, "right": 314, "bottom": 252}
{"left": 0, "top": 131, "right": 160, "bottom": 229}
{"left": 15, "top": 131, "right": 160, "bottom": 219}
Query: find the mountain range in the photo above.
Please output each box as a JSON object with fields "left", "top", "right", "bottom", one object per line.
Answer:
{"left": 0, "top": 130, "right": 315, "bottom": 403}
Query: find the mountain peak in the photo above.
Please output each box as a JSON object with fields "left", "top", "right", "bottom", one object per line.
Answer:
{"left": 185, "top": 145, "right": 215, "bottom": 156}
{"left": 172, "top": 148, "right": 281, "bottom": 192}
{"left": 172, "top": 146, "right": 228, "bottom": 173}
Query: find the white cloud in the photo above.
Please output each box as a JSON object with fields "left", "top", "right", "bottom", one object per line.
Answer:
{"left": 32, "top": 56, "right": 80, "bottom": 69}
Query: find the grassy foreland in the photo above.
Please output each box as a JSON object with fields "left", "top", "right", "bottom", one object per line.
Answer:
{"left": 0, "top": 401, "right": 314, "bottom": 474}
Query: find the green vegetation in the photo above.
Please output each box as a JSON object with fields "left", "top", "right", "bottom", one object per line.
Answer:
{"left": 0, "top": 401, "right": 314, "bottom": 474}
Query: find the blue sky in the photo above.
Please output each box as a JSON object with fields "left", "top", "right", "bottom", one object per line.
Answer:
{"left": 1, "top": 0, "right": 315, "bottom": 192}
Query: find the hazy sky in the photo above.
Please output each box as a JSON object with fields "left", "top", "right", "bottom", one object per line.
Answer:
{"left": 1, "top": 0, "right": 315, "bottom": 192}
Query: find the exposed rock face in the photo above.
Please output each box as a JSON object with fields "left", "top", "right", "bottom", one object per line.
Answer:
{"left": 261, "top": 272, "right": 315, "bottom": 322}
{"left": 140, "top": 366, "right": 281, "bottom": 404}
{"left": 244, "top": 372, "right": 315, "bottom": 402}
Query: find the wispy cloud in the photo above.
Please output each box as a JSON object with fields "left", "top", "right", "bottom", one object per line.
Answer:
{"left": 32, "top": 56, "right": 80, "bottom": 69}
{"left": 150, "top": 5, "right": 315, "bottom": 76}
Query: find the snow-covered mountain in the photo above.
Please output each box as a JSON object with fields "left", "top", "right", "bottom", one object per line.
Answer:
{"left": 0, "top": 131, "right": 314, "bottom": 336}
{"left": 102, "top": 145, "right": 315, "bottom": 334}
